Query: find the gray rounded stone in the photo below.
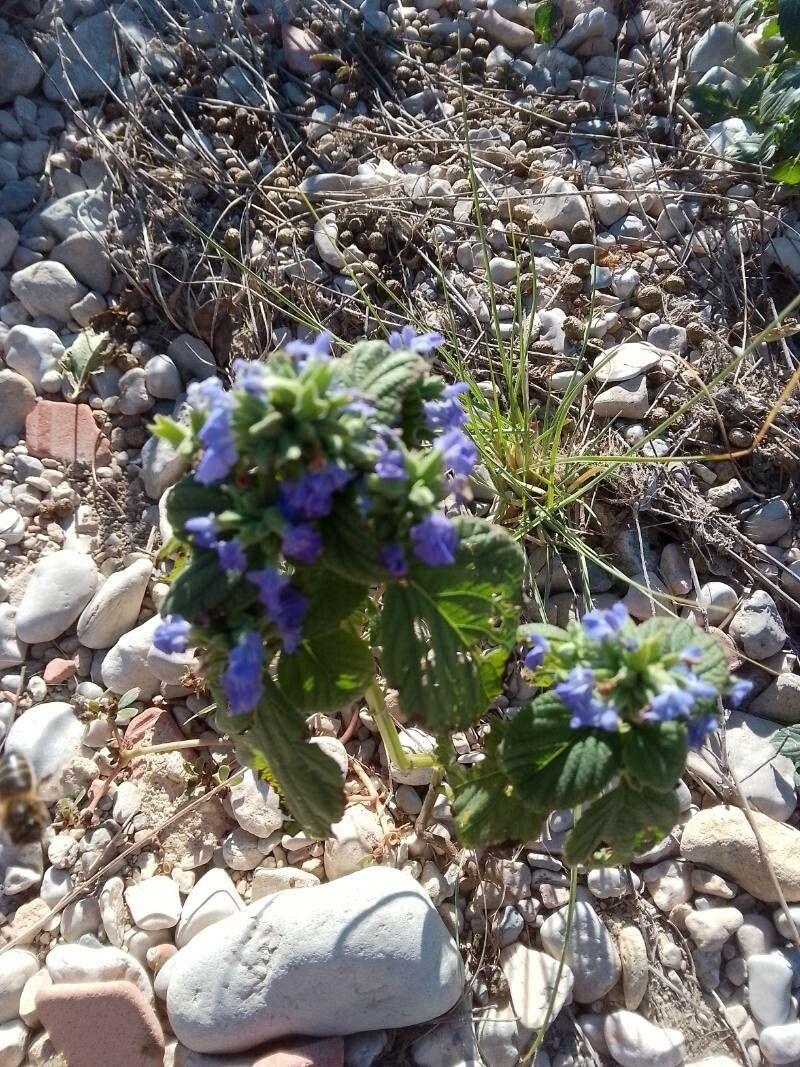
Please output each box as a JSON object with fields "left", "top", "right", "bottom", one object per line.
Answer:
{"left": 5, "top": 701, "right": 85, "bottom": 802}
{"left": 0, "top": 370, "right": 35, "bottom": 440}
{"left": 0, "top": 34, "right": 41, "bottom": 104}
{"left": 10, "top": 261, "right": 87, "bottom": 322}
{"left": 540, "top": 900, "right": 620, "bottom": 1002}
{"left": 16, "top": 550, "right": 98, "bottom": 643}
{"left": 77, "top": 558, "right": 153, "bottom": 649}
{"left": 748, "top": 952, "right": 793, "bottom": 1027}
{"left": 166, "top": 866, "right": 464, "bottom": 1053}
{"left": 728, "top": 590, "right": 786, "bottom": 661}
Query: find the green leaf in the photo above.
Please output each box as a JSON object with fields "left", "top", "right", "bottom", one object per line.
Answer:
{"left": 343, "top": 340, "right": 428, "bottom": 423}
{"left": 449, "top": 722, "right": 546, "bottom": 847}
{"left": 319, "top": 499, "right": 387, "bottom": 586}
{"left": 517, "top": 623, "right": 570, "bottom": 645}
{"left": 277, "top": 626, "right": 374, "bottom": 712}
{"left": 636, "top": 617, "right": 729, "bottom": 700}
{"left": 166, "top": 477, "right": 229, "bottom": 538}
{"left": 533, "top": 0, "right": 555, "bottom": 43}
{"left": 60, "top": 329, "right": 110, "bottom": 399}
{"left": 770, "top": 724, "right": 800, "bottom": 766}
{"left": 681, "top": 84, "right": 732, "bottom": 121}
{"left": 564, "top": 783, "right": 680, "bottom": 866}
{"left": 503, "top": 728, "right": 619, "bottom": 810}
{"left": 759, "top": 62, "right": 800, "bottom": 123}
{"left": 117, "top": 687, "right": 140, "bottom": 710}
{"left": 623, "top": 720, "right": 687, "bottom": 791}
{"left": 380, "top": 516, "right": 525, "bottom": 729}
{"left": 772, "top": 157, "right": 800, "bottom": 182}
{"left": 162, "top": 552, "right": 232, "bottom": 619}
{"left": 293, "top": 568, "right": 369, "bottom": 639}
{"left": 240, "top": 677, "right": 345, "bottom": 838}
{"left": 779, "top": 0, "right": 800, "bottom": 48}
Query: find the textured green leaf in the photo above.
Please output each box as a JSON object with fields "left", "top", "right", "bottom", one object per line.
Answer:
{"left": 504, "top": 730, "right": 619, "bottom": 811}
{"left": 623, "top": 721, "right": 687, "bottom": 791}
{"left": 240, "top": 677, "right": 345, "bottom": 838}
{"left": 344, "top": 341, "right": 428, "bottom": 423}
{"left": 277, "top": 626, "right": 374, "bottom": 712}
{"left": 293, "top": 568, "right": 369, "bottom": 639}
{"left": 772, "top": 157, "right": 800, "bottom": 183}
{"left": 759, "top": 62, "right": 800, "bottom": 123}
{"left": 319, "top": 499, "right": 386, "bottom": 586}
{"left": 636, "top": 617, "right": 729, "bottom": 699}
{"left": 501, "top": 692, "right": 573, "bottom": 771}
{"left": 564, "top": 783, "right": 680, "bottom": 866}
{"left": 779, "top": 0, "right": 800, "bottom": 48}
{"left": 381, "top": 517, "right": 525, "bottom": 728}
{"left": 162, "top": 552, "right": 231, "bottom": 619}
{"left": 166, "top": 477, "right": 228, "bottom": 538}
{"left": 681, "top": 84, "right": 731, "bottom": 120}
{"left": 770, "top": 724, "right": 800, "bottom": 766}
{"left": 449, "top": 722, "right": 546, "bottom": 847}
{"left": 517, "top": 623, "right": 570, "bottom": 645}
{"left": 61, "top": 329, "right": 110, "bottom": 399}
{"left": 533, "top": 1, "right": 555, "bottom": 43}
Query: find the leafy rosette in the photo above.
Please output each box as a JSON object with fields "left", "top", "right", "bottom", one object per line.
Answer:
{"left": 149, "top": 330, "right": 524, "bottom": 836}
{"left": 451, "top": 603, "right": 751, "bottom": 865}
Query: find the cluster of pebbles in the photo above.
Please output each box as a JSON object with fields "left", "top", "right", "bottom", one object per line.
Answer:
{"left": 0, "top": 0, "right": 799, "bottom": 1065}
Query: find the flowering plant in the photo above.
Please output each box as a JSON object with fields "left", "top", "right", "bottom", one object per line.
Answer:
{"left": 150, "top": 331, "right": 525, "bottom": 835}
{"left": 451, "top": 603, "right": 750, "bottom": 864}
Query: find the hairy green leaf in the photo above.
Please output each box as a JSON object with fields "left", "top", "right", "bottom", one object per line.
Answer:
{"left": 623, "top": 721, "right": 687, "bottom": 791}
{"left": 343, "top": 341, "right": 428, "bottom": 423}
{"left": 681, "top": 84, "right": 731, "bottom": 121}
{"left": 770, "top": 724, "right": 800, "bottom": 765}
{"left": 449, "top": 722, "right": 546, "bottom": 846}
{"left": 277, "top": 626, "right": 374, "bottom": 712}
{"left": 759, "top": 62, "right": 800, "bottom": 124}
{"left": 517, "top": 623, "right": 570, "bottom": 645}
{"left": 636, "top": 618, "right": 729, "bottom": 699}
{"left": 166, "top": 477, "right": 229, "bottom": 538}
{"left": 60, "top": 329, "right": 110, "bottom": 399}
{"left": 293, "top": 568, "right": 369, "bottom": 638}
{"left": 381, "top": 517, "right": 525, "bottom": 728}
{"left": 504, "top": 730, "right": 619, "bottom": 811}
{"left": 564, "top": 783, "right": 680, "bottom": 866}
{"left": 162, "top": 552, "right": 232, "bottom": 618}
{"left": 319, "top": 499, "right": 386, "bottom": 585}
{"left": 779, "top": 0, "right": 800, "bottom": 48}
{"left": 533, "top": 0, "right": 555, "bottom": 43}
{"left": 241, "top": 677, "right": 345, "bottom": 838}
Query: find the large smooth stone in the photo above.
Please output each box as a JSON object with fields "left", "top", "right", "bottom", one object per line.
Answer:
{"left": 540, "top": 900, "right": 620, "bottom": 1002}
{"left": 101, "top": 615, "right": 161, "bottom": 700}
{"left": 77, "top": 558, "right": 153, "bottom": 649}
{"left": 681, "top": 805, "right": 800, "bottom": 903}
{"left": 15, "top": 550, "right": 98, "bottom": 643}
{"left": 166, "top": 866, "right": 464, "bottom": 1053}
{"left": 5, "top": 702, "right": 85, "bottom": 802}
{"left": 605, "top": 1010, "right": 684, "bottom": 1067}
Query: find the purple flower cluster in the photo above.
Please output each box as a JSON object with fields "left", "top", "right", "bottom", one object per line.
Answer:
{"left": 153, "top": 614, "right": 191, "bottom": 655}
{"left": 187, "top": 380, "right": 238, "bottom": 485}
{"left": 524, "top": 633, "right": 550, "bottom": 671}
{"left": 424, "top": 382, "right": 469, "bottom": 432}
{"left": 282, "top": 522, "right": 322, "bottom": 564}
{"left": 285, "top": 330, "right": 333, "bottom": 367}
{"left": 232, "top": 358, "right": 269, "bottom": 396}
{"left": 247, "top": 566, "right": 308, "bottom": 652}
{"left": 279, "top": 463, "right": 350, "bottom": 522}
{"left": 410, "top": 512, "right": 458, "bottom": 567}
{"left": 556, "top": 667, "right": 619, "bottom": 732}
{"left": 388, "top": 325, "right": 443, "bottom": 354}
{"left": 221, "top": 631, "right": 264, "bottom": 714}
{"left": 581, "top": 602, "right": 629, "bottom": 641}
{"left": 184, "top": 514, "right": 246, "bottom": 575}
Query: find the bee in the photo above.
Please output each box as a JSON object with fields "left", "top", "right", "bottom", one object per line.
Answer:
{"left": 0, "top": 751, "right": 49, "bottom": 845}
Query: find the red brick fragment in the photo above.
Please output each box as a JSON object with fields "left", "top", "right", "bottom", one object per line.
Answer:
{"left": 25, "top": 399, "right": 111, "bottom": 465}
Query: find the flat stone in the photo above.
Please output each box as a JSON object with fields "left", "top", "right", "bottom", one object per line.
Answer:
{"left": 50, "top": 232, "right": 112, "bottom": 294}
{"left": 251, "top": 867, "right": 321, "bottom": 902}
{"left": 593, "top": 374, "right": 649, "bottom": 419}
{"left": 710, "top": 712, "right": 796, "bottom": 821}
{"left": 281, "top": 24, "right": 323, "bottom": 75}
{"left": 38, "top": 190, "right": 109, "bottom": 242}
{"left": 0, "top": 33, "right": 41, "bottom": 103}
{"left": 0, "top": 1019, "right": 27, "bottom": 1067}
{"left": 481, "top": 8, "right": 536, "bottom": 50}
{"left": 687, "top": 22, "right": 759, "bottom": 82}
{"left": 540, "top": 900, "right": 620, "bottom": 1002}
{"left": 26, "top": 400, "right": 112, "bottom": 465}
{"left": 748, "top": 952, "right": 793, "bottom": 1027}
{"left": 681, "top": 805, "right": 800, "bottom": 903}
{"left": 530, "top": 176, "right": 591, "bottom": 232}
{"left": 77, "top": 559, "right": 153, "bottom": 649}
{"left": 728, "top": 590, "right": 786, "bottom": 661}
{"left": 4, "top": 326, "right": 64, "bottom": 392}
{"left": 46, "top": 943, "right": 154, "bottom": 1005}
{"left": 0, "top": 605, "right": 26, "bottom": 670}
{"left": 593, "top": 341, "right": 662, "bottom": 384}
{"left": 618, "top": 925, "right": 648, "bottom": 1010}
{"left": 741, "top": 498, "right": 792, "bottom": 544}
{"left": 10, "top": 261, "right": 87, "bottom": 322}
{"left": 759, "top": 1021, "right": 800, "bottom": 1065}
{"left": 5, "top": 701, "right": 85, "bottom": 802}
{"left": 167, "top": 334, "right": 217, "bottom": 381}
{"left": 605, "top": 1010, "right": 684, "bottom": 1067}
{"left": 0, "top": 370, "right": 36, "bottom": 440}
{"left": 44, "top": 10, "right": 121, "bottom": 102}
{"left": 36, "top": 980, "right": 163, "bottom": 1067}
{"left": 176, "top": 869, "right": 244, "bottom": 947}
{"left": 0, "top": 948, "right": 38, "bottom": 1023}
{"left": 166, "top": 867, "right": 464, "bottom": 1053}
{"left": 499, "top": 943, "right": 573, "bottom": 1029}
{"left": 101, "top": 615, "right": 162, "bottom": 700}
{"left": 16, "top": 550, "right": 98, "bottom": 644}
{"left": 141, "top": 433, "right": 188, "bottom": 500}
{"left": 323, "top": 804, "right": 383, "bottom": 880}
{"left": 684, "top": 907, "right": 743, "bottom": 951}
{"left": 750, "top": 673, "right": 800, "bottom": 724}
{"left": 228, "top": 769, "right": 284, "bottom": 838}
{"left": 125, "top": 875, "right": 182, "bottom": 931}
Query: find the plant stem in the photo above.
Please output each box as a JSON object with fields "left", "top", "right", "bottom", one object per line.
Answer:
{"left": 520, "top": 859, "right": 578, "bottom": 1064}
{"left": 415, "top": 767, "right": 444, "bottom": 833}
{"left": 120, "top": 738, "right": 234, "bottom": 763}
{"left": 364, "top": 682, "right": 437, "bottom": 772}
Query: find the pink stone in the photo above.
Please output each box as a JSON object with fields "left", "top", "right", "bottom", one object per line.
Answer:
{"left": 26, "top": 399, "right": 112, "bottom": 466}
{"left": 254, "top": 1038, "right": 345, "bottom": 1067}
{"left": 281, "top": 25, "right": 323, "bottom": 75}
{"left": 36, "top": 980, "right": 164, "bottom": 1067}
{"left": 43, "top": 657, "right": 77, "bottom": 684}
{"left": 123, "top": 706, "right": 183, "bottom": 749}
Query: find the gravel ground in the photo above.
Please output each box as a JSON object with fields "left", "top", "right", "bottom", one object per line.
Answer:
{"left": 0, "top": 0, "right": 799, "bottom": 1065}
